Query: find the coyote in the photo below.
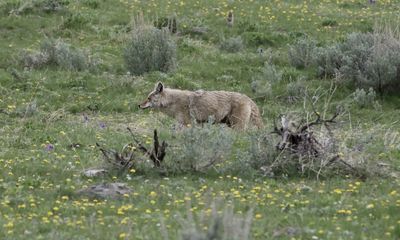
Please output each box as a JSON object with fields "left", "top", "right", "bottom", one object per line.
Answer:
{"left": 139, "top": 82, "right": 263, "bottom": 130}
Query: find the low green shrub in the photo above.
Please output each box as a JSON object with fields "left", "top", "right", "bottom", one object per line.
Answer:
{"left": 314, "top": 44, "right": 343, "bottom": 78}
{"left": 62, "top": 12, "right": 90, "bottom": 29}
{"left": 124, "top": 25, "right": 177, "bottom": 75}
{"left": 82, "top": 0, "right": 100, "bottom": 9}
{"left": 20, "top": 38, "right": 96, "bottom": 71}
{"left": 288, "top": 37, "right": 317, "bottom": 69}
{"left": 219, "top": 36, "right": 244, "bottom": 53}
{"left": 321, "top": 19, "right": 338, "bottom": 27}
{"left": 251, "top": 63, "right": 282, "bottom": 98}
{"left": 315, "top": 27, "right": 400, "bottom": 95}
{"left": 4, "top": 0, "right": 68, "bottom": 15}
{"left": 176, "top": 203, "right": 253, "bottom": 240}
{"left": 167, "top": 124, "right": 234, "bottom": 173}
{"left": 242, "top": 32, "right": 275, "bottom": 47}
{"left": 352, "top": 88, "right": 377, "bottom": 108}
{"left": 286, "top": 78, "right": 306, "bottom": 100}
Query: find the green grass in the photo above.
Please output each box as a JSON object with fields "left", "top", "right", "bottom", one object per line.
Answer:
{"left": 1, "top": 0, "right": 400, "bottom": 239}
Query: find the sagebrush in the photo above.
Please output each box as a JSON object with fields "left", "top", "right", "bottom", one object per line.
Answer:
{"left": 288, "top": 37, "right": 317, "bottom": 69}
{"left": 251, "top": 63, "right": 282, "bottom": 98}
{"left": 315, "top": 26, "right": 400, "bottom": 94}
{"left": 352, "top": 88, "right": 377, "bottom": 108}
{"left": 168, "top": 124, "right": 234, "bottom": 173}
{"left": 20, "top": 38, "right": 96, "bottom": 71}
{"left": 219, "top": 36, "right": 245, "bottom": 53}
{"left": 177, "top": 202, "right": 253, "bottom": 240}
{"left": 124, "top": 24, "right": 177, "bottom": 75}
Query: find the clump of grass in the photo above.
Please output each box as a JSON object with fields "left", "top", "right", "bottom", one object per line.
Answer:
{"left": 321, "top": 19, "right": 338, "bottom": 27}
{"left": 228, "top": 131, "right": 278, "bottom": 178}
{"left": 219, "top": 36, "right": 244, "bottom": 53}
{"left": 242, "top": 31, "right": 288, "bottom": 47}
{"left": 335, "top": 123, "right": 398, "bottom": 178}
{"left": 19, "top": 50, "right": 49, "bottom": 70}
{"left": 251, "top": 79, "right": 272, "bottom": 99}
{"left": 39, "top": 0, "right": 68, "bottom": 13}
{"left": 5, "top": 0, "right": 68, "bottom": 15}
{"left": 19, "top": 38, "right": 97, "bottom": 71}
{"left": 251, "top": 63, "right": 282, "bottom": 98}
{"left": 124, "top": 16, "right": 177, "bottom": 75}
{"left": 286, "top": 78, "right": 306, "bottom": 102}
{"left": 20, "top": 100, "right": 38, "bottom": 118}
{"left": 82, "top": 0, "right": 100, "bottom": 9}
{"left": 352, "top": 88, "right": 377, "bottom": 108}
{"left": 281, "top": 66, "right": 303, "bottom": 81}
{"left": 62, "top": 12, "right": 91, "bottom": 29}
{"left": 288, "top": 37, "right": 317, "bottom": 69}
{"left": 153, "top": 15, "right": 178, "bottom": 34}
{"left": 167, "top": 123, "right": 234, "bottom": 173}
{"left": 216, "top": 74, "right": 234, "bottom": 82}
{"left": 176, "top": 202, "right": 253, "bottom": 240}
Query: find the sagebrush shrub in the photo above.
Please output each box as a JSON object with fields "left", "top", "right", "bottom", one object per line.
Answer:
{"left": 219, "top": 36, "right": 244, "bottom": 53}
{"left": 62, "top": 12, "right": 90, "bottom": 29}
{"left": 281, "top": 66, "right": 302, "bottom": 81}
{"left": 314, "top": 44, "right": 343, "bottom": 78}
{"left": 38, "top": 0, "right": 68, "bottom": 13}
{"left": 168, "top": 124, "right": 234, "bottom": 173}
{"left": 288, "top": 37, "right": 317, "bottom": 69}
{"left": 20, "top": 38, "right": 95, "bottom": 71}
{"left": 82, "top": 0, "right": 100, "bottom": 9}
{"left": 41, "top": 39, "right": 87, "bottom": 70}
{"left": 124, "top": 26, "right": 176, "bottom": 75}
{"left": 261, "top": 62, "right": 282, "bottom": 83}
{"left": 5, "top": 0, "right": 68, "bottom": 15}
{"left": 234, "top": 132, "right": 278, "bottom": 176}
{"left": 339, "top": 32, "right": 375, "bottom": 83}
{"left": 315, "top": 27, "right": 400, "bottom": 94}
{"left": 177, "top": 203, "right": 253, "bottom": 240}
{"left": 352, "top": 88, "right": 377, "bottom": 108}
{"left": 251, "top": 63, "right": 281, "bottom": 98}
{"left": 286, "top": 79, "right": 306, "bottom": 98}
{"left": 361, "top": 31, "right": 400, "bottom": 94}
{"left": 250, "top": 80, "right": 272, "bottom": 99}
{"left": 19, "top": 50, "right": 49, "bottom": 69}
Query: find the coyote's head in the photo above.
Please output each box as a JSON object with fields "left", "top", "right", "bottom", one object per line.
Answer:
{"left": 139, "top": 82, "right": 165, "bottom": 109}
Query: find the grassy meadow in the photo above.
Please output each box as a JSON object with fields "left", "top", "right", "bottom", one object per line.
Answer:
{"left": 1, "top": 0, "right": 400, "bottom": 239}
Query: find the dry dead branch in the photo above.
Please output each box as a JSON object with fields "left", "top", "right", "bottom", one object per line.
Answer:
{"left": 127, "top": 128, "right": 167, "bottom": 167}
{"left": 270, "top": 103, "right": 364, "bottom": 178}
{"left": 272, "top": 110, "right": 339, "bottom": 156}
{"left": 97, "top": 128, "right": 168, "bottom": 171}
{"left": 96, "top": 142, "right": 136, "bottom": 171}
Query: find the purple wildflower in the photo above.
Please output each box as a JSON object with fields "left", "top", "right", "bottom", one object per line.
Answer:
{"left": 45, "top": 144, "right": 54, "bottom": 151}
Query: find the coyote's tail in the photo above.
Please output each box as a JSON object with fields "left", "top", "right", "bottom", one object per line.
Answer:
{"left": 250, "top": 104, "right": 264, "bottom": 129}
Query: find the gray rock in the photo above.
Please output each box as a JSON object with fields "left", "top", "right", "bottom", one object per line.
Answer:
{"left": 77, "top": 182, "right": 132, "bottom": 199}
{"left": 82, "top": 168, "right": 108, "bottom": 177}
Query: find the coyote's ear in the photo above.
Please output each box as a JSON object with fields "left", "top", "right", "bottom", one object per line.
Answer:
{"left": 155, "top": 82, "right": 164, "bottom": 93}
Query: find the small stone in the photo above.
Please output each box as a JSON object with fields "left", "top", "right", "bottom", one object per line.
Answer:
{"left": 77, "top": 183, "right": 132, "bottom": 199}
{"left": 300, "top": 185, "right": 313, "bottom": 193}
{"left": 82, "top": 169, "right": 108, "bottom": 177}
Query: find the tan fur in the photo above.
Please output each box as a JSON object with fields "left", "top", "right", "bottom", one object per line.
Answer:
{"left": 139, "top": 82, "right": 263, "bottom": 130}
